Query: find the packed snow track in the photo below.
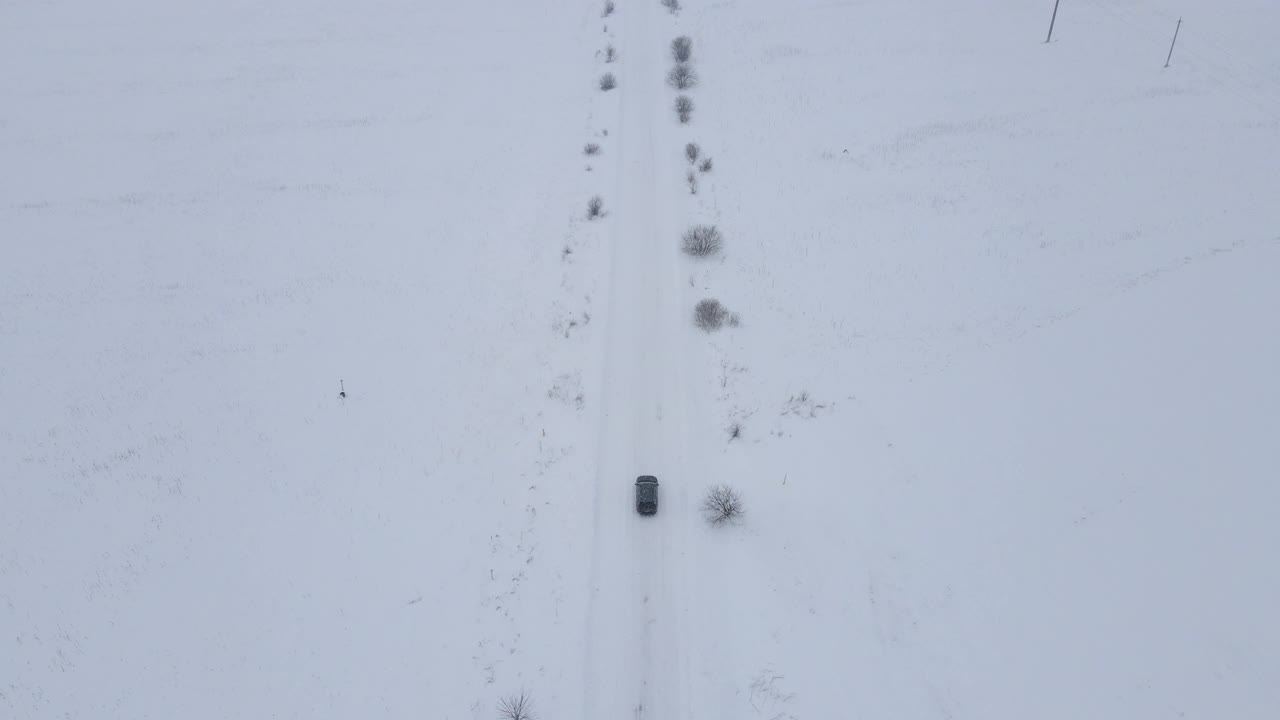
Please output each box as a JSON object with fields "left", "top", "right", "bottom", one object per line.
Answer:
{"left": 581, "top": 2, "right": 701, "bottom": 720}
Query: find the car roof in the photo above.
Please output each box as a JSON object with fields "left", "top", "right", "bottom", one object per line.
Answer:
{"left": 636, "top": 475, "right": 658, "bottom": 483}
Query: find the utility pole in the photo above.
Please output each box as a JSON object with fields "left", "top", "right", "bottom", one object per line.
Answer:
{"left": 1046, "top": 0, "right": 1062, "bottom": 43}
{"left": 1165, "top": 17, "right": 1183, "bottom": 68}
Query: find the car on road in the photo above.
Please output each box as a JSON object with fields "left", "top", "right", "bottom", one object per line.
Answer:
{"left": 635, "top": 475, "right": 658, "bottom": 515}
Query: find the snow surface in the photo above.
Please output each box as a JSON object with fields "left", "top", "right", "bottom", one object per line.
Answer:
{"left": 3, "top": 0, "right": 1279, "bottom": 718}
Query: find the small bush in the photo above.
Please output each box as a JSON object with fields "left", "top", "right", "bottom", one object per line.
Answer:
{"left": 686, "top": 169, "right": 698, "bottom": 194}
{"left": 602, "top": 0, "right": 615, "bottom": 17}
{"left": 599, "top": 73, "right": 616, "bottom": 91}
{"left": 587, "top": 195, "right": 604, "bottom": 219}
{"left": 605, "top": 44, "right": 616, "bottom": 62}
{"left": 584, "top": 143, "right": 600, "bottom": 155}
{"left": 671, "top": 36, "right": 693, "bottom": 63}
{"left": 681, "top": 224, "right": 723, "bottom": 257}
{"left": 675, "top": 95, "right": 694, "bottom": 123}
{"left": 685, "top": 142, "right": 700, "bottom": 164}
{"left": 667, "top": 63, "right": 697, "bottom": 90}
{"left": 728, "top": 422, "right": 742, "bottom": 441}
{"left": 661, "top": 0, "right": 681, "bottom": 14}
{"left": 498, "top": 691, "right": 534, "bottom": 720}
{"left": 699, "top": 157, "right": 713, "bottom": 173}
{"left": 727, "top": 312, "right": 741, "bottom": 328}
{"left": 783, "top": 390, "right": 828, "bottom": 418}
{"left": 702, "top": 485, "right": 743, "bottom": 525}
{"left": 694, "top": 298, "right": 728, "bottom": 331}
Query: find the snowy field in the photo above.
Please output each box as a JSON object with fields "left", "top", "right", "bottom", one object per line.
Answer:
{"left": 3, "top": 0, "right": 1279, "bottom": 718}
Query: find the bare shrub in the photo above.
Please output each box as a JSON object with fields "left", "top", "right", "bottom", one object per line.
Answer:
{"left": 728, "top": 422, "right": 742, "bottom": 441}
{"left": 675, "top": 95, "right": 694, "bottom": 123}
{"left": 699, "top": 157, "right": 713, "bottom": 173}
{"left": 694, "top": 298, "right": 728, "bottom": 331}
{"left": 587, "top": 195, "right": 604, "bottom": 219}
{"left": 685, "top": 142, "right": 700, "bottom": 163}
{"left": 599, "top": 73, "right": 616, "bottom": 91}
{"left": 667, "top": 63, "right": 698, "bottom": 90}
{"left": 681, "top": 224, "right": 723, "bottom": 257}
{"left": 547, "top": 373, "right": 584, "bottom": 409}
{"left": 749, "top": 671, "right": 795, "bottom": 710}
{"left": 686, "top": 169, "right": 698, "bottom": 194}
{"left": 661, "top": 0, "right": 681, "bottom": 14}
{"left": 783, "top": 390, "right": 827, "bottom": 418}
{"left": 602, "top": 0, "right": 615, "bottom": 17}
{"left": 584, "top": 143, "right": 600, "bottom": 156}
{"left": 605, "top": 44, "right": 616, "bottom": 62}
{"left": 554, "top": 310, "right": 591, "bottom": 338}
{"left": 702, "top": 485, "right": 743, "bottom": 525}
{"left": 671, "top": 36, "right": 693, "bottom": 62}
{"left": 727, "top": 312, "right": 741, "bottom": 327}
{"left": 498, "top": 691, "right": 534, "bottom": 720}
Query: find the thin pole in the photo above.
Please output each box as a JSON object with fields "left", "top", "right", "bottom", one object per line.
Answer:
{"left": 1046, "top": 0, "right": 1062, "bottom": 43}
{"left": 1165, "top": 17, "right": 1182, "bottom": 68}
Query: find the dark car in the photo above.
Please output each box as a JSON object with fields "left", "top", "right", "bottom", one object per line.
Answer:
{"left": 635, "top": 475, "right": 658, "bottom": 515}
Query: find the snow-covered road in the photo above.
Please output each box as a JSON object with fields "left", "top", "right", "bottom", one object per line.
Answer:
{"left": 582, "top": 3, "right": 700, "bottom": 719}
